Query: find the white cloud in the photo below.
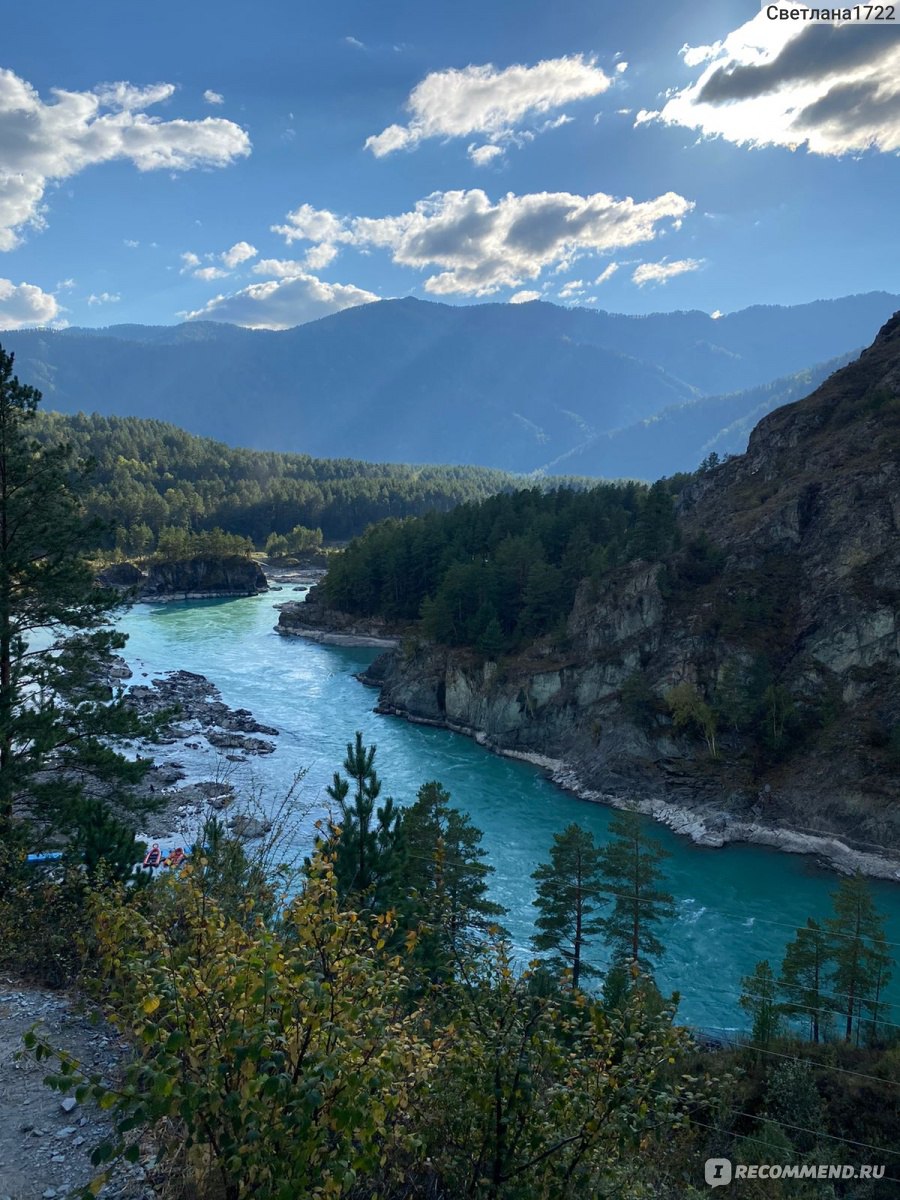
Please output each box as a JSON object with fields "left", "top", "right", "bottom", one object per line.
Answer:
{"left": 0, "top": 277, "right": 60, "bottom": 328}
{"left": 558, "top": 279, "right": 586, "bottom": 299}
{"left": 86, "top": 291, "right": 121, "bottom": 305}
{"left": 509, "top": 289, "right": 541, "bottom": 303}
{"left": 272, "top": 203, "right": 351, "bottom": 245}
{"left": 203, "top": 89, "right": 225, "bottom": 105}
{"left": 253, "top": 257, "right": 307, "bottom": 277}
{"left": 467, "top": 143, "right": 505, "bottom": 167}
{"left": 345, "top": 36, "right": 365, "bottom": 49}
{"left": 594, "top": 263, "right": 619, "bottom": 284}
{"left": 268, "top": 187, "right": 693, "bottom": 297}
{"left": 365, "top": 55, "right": 613, "bottom": 156}
{"left": 182, "top": 273, "right": 380, "bottom": 330}
{"left": 180, "top": 241, "right": 257, "bottom": 281}
{"left": 615, "top": 62, "right": 629, "bottom": 75}
{"left": 632, "top": 258, "right": 703, "bottom": 286}
{"left": 647, "top": 14, "right": 900, "bottom": 155}
{"left": 221, "top": 240, "right": 257, "bottom": 267}
{"left": 346, "top": 187, "right": 693, "bottom": 296}
{"left": 255, "top": 246, "right": 339, "bottom": 277}
{"left": 123, "top": 238, "right": 140, "bottom": 248}
{"left": 303, "top": 242, "right": 339, "bottom": 270}
{"left": 0, "top": 67, "right": 250, "bottom": 250}
{"left": 56, "top": 277, "right": 76, "bottom": 290}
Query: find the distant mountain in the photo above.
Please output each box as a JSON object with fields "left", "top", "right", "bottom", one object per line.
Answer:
{"left": 542, "top": 351, "right": 858, "bottom": 479}
{"left": 3, "top": 292, "right": 898, "bottom": 473}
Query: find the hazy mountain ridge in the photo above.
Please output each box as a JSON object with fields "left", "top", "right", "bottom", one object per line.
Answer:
{"left": 542, "top": 350, "right": 858, "bottom": 479}
{"left": 4, "top": 292, "right": 898, "bottom": 475}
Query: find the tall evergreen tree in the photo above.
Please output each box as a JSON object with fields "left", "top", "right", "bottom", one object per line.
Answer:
{"left": 0, "top": 344, "right": 152, "bottom": 845}
{"left": 327, "top": 732, "right": 401, "bottom": 906}
{"left": 863, "top": 932, "right": 893, "bottom": 1045}
{"left": 826, "top": 874, "right": 892, "bottom": 1044}
{"left": 740, "top": 960, "right": 781, "bottom": 1049}
{"left": 779, "top": 918, "right": 831, "bottom": 1043}
{"left": 401, "top": 781, "right": 506, "bottom": 978}
{"left": 531, "top": 823, "right": 606, "bottom": 989}
{"left": 597, "top": 809, "right": 675, "bottom": 970}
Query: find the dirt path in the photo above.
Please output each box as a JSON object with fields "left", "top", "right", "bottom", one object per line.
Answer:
{"left": 0, "top": 979, "right": 156, "bottom": 1200}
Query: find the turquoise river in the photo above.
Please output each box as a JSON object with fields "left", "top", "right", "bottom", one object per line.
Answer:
{"left": 118, "top": 592, "right": 900, "bottom": 1034}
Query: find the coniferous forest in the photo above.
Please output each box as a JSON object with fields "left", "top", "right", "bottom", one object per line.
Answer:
{"left": 29, "top": 411, "right": 546, "bottom": 552}
{"left": 323, "top": 479, "right": 682, "bottom": 652}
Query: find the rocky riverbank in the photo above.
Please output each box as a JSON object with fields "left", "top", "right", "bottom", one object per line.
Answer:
{"left": 363, "top": 657, "right": 900, "bottom": 883}
{"left": 117, "top": 667, "right": 279, "bottom": 845}
{"left": 276, "top": 584, "right": 402, "bottom": 647}
{"left": 98, "top": 555, "right": 267, "bottom": 602}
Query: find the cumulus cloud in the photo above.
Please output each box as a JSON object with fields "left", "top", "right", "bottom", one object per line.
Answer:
{"left": 182, "top": 273, "right": 379, "bottom": 330}
{"left": 203, "top": 89, "right": 225, "bottom": 105}
{"left": 467, "top": 143, "right": 505, "bottom": 167}
{"left": 221, "top": 240, "right": 257, "bottom": 267}
{"left": 509, "top": 290, "right": 541, "bottom": 303}
{"left": 303, "top": 242, "right": 339, "bottom": 270}
{"left": 86, "top": 291, "right": 121, "bottom": 305}
{"left": 180, "top": 241, "right": 258, "bottom": 280}
{"left": 0, "top": 67, "right": 250, "bottom": 250}
{"left": 253, "top": 250, "right": 339, "bottom": 277}
{"left": 269, "top": 188, "right": 692, "bottom": 297}
{"left": 643, "top": 14, "right": 900, "bottom": 155}
{"left": 365, "top": 55, "right": 613, "bottom": 157}
{"left": 558, "top": 279, "right": 586, "bottom": 300}
{"left": 272, "top": 203, "right": 351, "bottom": 244}
{"left": 353, "top": 188, "right": 692, "bottom": 296}
{"left": 594, "top": 263, "right": 619, "bottom": 284}
{"left": 632, "top": 258, "right": 703, "bottom": 286}
{"left": 0, "top": 277, "right": 60, "bottom": 328}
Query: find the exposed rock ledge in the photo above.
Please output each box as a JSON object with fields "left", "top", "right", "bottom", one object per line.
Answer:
{"left": 98, "top": 555, "right": 267, "bottom": 602}
{"left": 276, "top": 584, "right": 401, "bottom": 647}
{"left": 370, "top": 696, "right": 900, "bottom": 883}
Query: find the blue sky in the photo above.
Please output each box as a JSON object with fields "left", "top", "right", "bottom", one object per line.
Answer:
{"left": 1, "top": 0, "right": 898, "bottom": 330}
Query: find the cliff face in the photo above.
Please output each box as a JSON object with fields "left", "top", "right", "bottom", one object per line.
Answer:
{"left": 141, "top": 555, "right": 267, "bottom": 600}
{"left": 363, "top": 315, "right": 900, "bottom": 860}
{"left": 277, "top": 585, "right": 401, "bottom": 645}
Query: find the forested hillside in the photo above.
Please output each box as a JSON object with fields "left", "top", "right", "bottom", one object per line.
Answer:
{"left": 324, "top": 480, "right": 682, "bottom": 652}
{"left": 31, "top": 411, "right": 534, "bottom": 551}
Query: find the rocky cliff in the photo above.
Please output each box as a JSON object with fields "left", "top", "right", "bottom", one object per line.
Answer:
{"left": 359, "top": 315, "right": 900, "bottom": 874}
{"left": 104, "top": 555, "right": 268, "bottom": 601}
{"left": 278, "top": 584, "right": 401, "bottom": 646}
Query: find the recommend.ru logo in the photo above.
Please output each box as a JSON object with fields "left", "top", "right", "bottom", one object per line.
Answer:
{"left": 705, "top": 1159, "right": 733, "bottom": 1187}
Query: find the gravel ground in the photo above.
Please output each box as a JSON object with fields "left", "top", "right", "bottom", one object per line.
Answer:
{"left": 0, "top": 980, "right": 157, "bottom": 1200}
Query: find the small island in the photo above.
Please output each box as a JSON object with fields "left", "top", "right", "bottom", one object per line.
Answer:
{"left": 97, "top": 529, "right": 267, "bottom": 602}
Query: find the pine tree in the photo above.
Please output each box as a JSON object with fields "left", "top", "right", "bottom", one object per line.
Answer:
{"left": 401, "top": 781, "right": 506, "bottom": 978}
{"left": 740, "top": 960, "right": 781, "bottom": 1048}
{"left": 597, "top": 809, "right": 675, "bottom": 970}
{"left": 0, "top": 344, "right": 152, "bottom": 845}
{"left": 327, "top": 732, "right": 401, "bottom": 906}
{"left": 531, "top": 823, "right": 606, "bottom": 989}
{"left": 779, "top": 918, "right": 831, "bottom": 1043}
{"left": 826, "top": 874, "right": 892, "bottom": 1044}
{"left": 863, "top": 932, "right": 893, "bottom": 1046}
